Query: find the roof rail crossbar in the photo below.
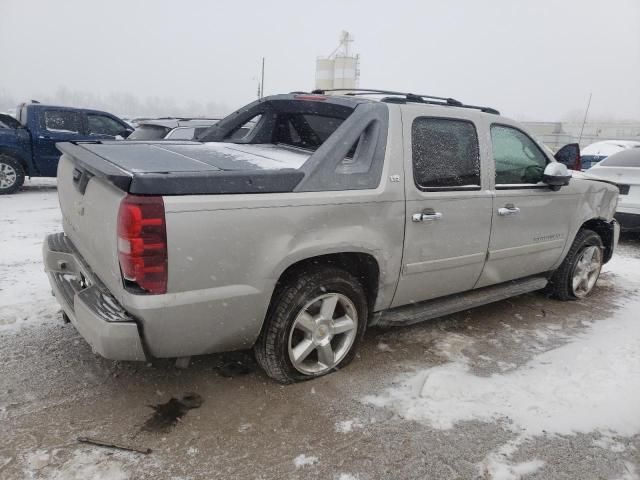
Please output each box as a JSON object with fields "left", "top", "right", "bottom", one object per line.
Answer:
{"left": 310, "top": 88, "right": 499, "bottom": 115}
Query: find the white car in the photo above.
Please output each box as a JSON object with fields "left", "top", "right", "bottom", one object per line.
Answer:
{"left": 581, "top": 140, "right": 640, "bottom": 171}
{"left": 586, "top": 149, "right": 640, "bottom": 231}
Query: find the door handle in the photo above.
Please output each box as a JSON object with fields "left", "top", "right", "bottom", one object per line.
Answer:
{"left": 412, "top": 209, "right": 443, "bottom": 222}
{"left": 498, "top": 204, "right": 520, "bottom": 216}
{"left": 38, "top": 135, "right": 52, "bottom": 139}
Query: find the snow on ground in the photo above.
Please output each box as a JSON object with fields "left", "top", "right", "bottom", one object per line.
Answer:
{"left": 0, "top": 179, "right": 61, "bottom": 333}
{"left": 293, "top": 453, "right": 319, "bottom": 468}
{"left": 365, "top": 254, "right": 640, "bottom": 478}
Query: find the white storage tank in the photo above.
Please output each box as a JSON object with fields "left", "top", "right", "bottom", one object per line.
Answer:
{"left": 315, "top": 58, "right": 335, "bottom": 92}
{"left": 333, "top": 55, "right": 358, "bottom": 90}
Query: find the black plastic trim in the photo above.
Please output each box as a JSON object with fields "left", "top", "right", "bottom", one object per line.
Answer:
{"left": 57, "top": 141, "right": 305, "bottom": 195}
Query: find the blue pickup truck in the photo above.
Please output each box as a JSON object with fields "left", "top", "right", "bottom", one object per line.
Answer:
{"left": 0, "top": 103, "right": 132, "bottom": 194}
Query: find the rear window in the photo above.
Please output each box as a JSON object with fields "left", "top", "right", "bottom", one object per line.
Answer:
{"left": 128, "top": 125, "right": 171, "bottom": 140}
{"left": 273, "top": 114, "right": 345, "bottom": 151}
{"left": 165, "top": 127, "right": 196, "bottom": 140}
{"left": 599, "top": 153, "right": 640, "bottom": 168}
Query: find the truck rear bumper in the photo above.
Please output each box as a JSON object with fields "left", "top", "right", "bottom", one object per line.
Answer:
{"left": 43, "top": 233, "right": 147, "bottom": 361}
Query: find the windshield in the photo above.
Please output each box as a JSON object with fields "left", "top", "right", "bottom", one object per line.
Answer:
{"left": 128, "top": 124, "right": 171, "bottom": 140}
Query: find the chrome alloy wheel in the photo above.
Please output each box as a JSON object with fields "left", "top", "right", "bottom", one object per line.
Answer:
{"left": 287, "top": 293, "right": 358, "bottom": 375}
{"left": 571, "top": 246, "right": 602, "bottom": 298}
{"left": 0, "top": 162, "right": 17, "bottom": 189}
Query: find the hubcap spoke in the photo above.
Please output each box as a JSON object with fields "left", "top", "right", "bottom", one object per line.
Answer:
{"left": 291, "top": 338, "right": 316, "bottom": 364}
{"left": 0, "top": 163, "right": 16, "bottom": 189}
{"left": 296, "top": 312, "right": 316, "bottom": 334}
{"left": 319, "top": 295, "right": 339, "bottom": 320}
{"left": 288, "top": 292, "right": 358, "bottom": 375}
{"left": 317, "top": 343, "right": 334, "bottom": 367}
{"left": 331, "top": 315, "right": 355, "bottom": 334}
{"left": 572, "top": 246, "right": 602, "bottom": 297}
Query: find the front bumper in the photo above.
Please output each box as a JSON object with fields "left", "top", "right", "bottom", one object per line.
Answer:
{"left": 43, "top": 233, "right": 147, "bottom": 361}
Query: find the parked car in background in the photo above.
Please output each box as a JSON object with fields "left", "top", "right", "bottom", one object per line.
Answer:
{"left": 0, "top": 113, "right": 21, "bottom": 129}
{"left": 585, "top": 148, "right": 640, "bottom": 231}
{"left": 581, "top": 140, "right": 640, "bottom": 171}
{"left": 0, "top": 103, "right": 133, "bottom": 194}
{"left": 128, "top": 118, "right": 220, "bottom": 141}
{"left": 44, "top": 91, "right": 619, "bottom": 383}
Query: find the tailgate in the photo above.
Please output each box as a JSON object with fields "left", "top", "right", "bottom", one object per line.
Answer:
{"left": 57, "top": 154, "right": 127, "bottom": 301}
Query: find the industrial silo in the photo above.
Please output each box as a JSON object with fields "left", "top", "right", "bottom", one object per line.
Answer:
{"left": 315, "top": 58, "right": 335, "bottom": 92}
{"left": 315, "top": 31, "right": 360, "bottom": 92}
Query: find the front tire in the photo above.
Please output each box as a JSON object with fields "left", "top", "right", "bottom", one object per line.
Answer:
{"left": 255, "top": 266, "right": 368, "bottom": 384}
{"left": 547, "top": 229, "right": 604, "bottom": 301}
{"left": 0, "top": 155, "right": 25, "bottom": 194}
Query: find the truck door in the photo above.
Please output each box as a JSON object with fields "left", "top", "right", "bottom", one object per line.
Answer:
{"left": 32, "top": 109, "right": 84, "bottom": 176}
{"left": 475, "top": 124, "right": 575, "bottom": 287}
{"left": 392, "top": 113, "right": 493, "bottom": 307}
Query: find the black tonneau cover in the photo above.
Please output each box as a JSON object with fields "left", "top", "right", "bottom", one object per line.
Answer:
{"left": 56, "top": 141, "right": 307, "bottom": 195}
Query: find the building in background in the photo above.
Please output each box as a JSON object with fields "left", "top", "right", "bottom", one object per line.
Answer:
{"left": 522, "top": 121, "right": 640, "bottom": 151}
{"left": 315, "top": 31, "right": 360, "bottom": 92}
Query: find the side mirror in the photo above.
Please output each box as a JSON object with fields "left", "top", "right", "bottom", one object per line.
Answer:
{"left": 554, "top": 143, "right": 581, "bottom": 170}
{"left": 120, "top": 129, "right": 133, "bottom": 139}
{"left": 543, "top": 162, "right": 571, "bottom": 191}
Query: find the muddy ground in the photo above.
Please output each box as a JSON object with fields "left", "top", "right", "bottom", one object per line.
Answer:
{"left": 1, "top": 181, "right": 639, "bottom": 479}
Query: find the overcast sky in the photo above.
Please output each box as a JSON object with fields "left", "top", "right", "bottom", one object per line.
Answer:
{"left": 1, "top": 0, "right": 639, "bottom": 120}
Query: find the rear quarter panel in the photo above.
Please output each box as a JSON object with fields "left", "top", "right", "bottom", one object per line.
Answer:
{"left": 147, "top": 111, "right": 406, "bottom": 356}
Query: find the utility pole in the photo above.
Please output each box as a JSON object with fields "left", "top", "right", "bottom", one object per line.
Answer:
{"left": 259, "top": 57, "right": 265, "bottom": 99}
{"left": 578, "top": 92, "right": 592, "bottom": 146}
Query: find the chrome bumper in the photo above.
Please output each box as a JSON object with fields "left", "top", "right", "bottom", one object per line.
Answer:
{"left": 43, "top": 233, "right": 146, "bottom": 361}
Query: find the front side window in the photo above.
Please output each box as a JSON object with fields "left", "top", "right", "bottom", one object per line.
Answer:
{"left": 88, "top": 114, "right": 125, "bottom": 136}
{"left": 411, "top": 117, "right": 480, "bottom": 189}
{"left": 43, "top": 110, "right": 81, "bottom": 134}
{"left": 491, "top": 125, "right": 548, "bottom": 184}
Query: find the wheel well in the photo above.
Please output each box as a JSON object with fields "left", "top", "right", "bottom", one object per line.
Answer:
{"left": 275, "top": 253, "right": 380, "bottom": 313}
{"left": 0, "top": 152, "right": 29, "bottom": 176}
{"left": 580, "top": 219, "right": 615, "bottom": 263}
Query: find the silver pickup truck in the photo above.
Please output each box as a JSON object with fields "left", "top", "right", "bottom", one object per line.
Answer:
{"left": 43, "top": 90, "right": 619, "bottom": 383}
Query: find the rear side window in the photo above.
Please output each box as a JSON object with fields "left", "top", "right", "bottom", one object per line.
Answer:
{"left": 412, "top": 117, "right": 480, "bottom": 189}
{"left": 43, "top": 110, "right": 82, "bottom": 134}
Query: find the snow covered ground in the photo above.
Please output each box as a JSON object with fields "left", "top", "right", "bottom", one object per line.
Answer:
{"left": 1, "top": 180, "right": 639, "bottom": 479}
{"left": 0, "top": 178, "right": 60, "bottom": 333}
{"left": 365, "top": 253, "right": 640, "bottom": 479}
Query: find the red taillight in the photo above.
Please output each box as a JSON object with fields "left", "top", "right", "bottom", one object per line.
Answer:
{"left": 117, "top": 195, "right": 167, "bottom": 294}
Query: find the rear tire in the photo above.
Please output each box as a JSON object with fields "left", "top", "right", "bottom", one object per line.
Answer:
{"left": 547, "top": 229, "right": 603, "bottom": 301}
{"left": 0, "top": 155, "right": 25, "bottom": 194}
{"left": 254, "top": 266, "right": 368, "bottom": 384}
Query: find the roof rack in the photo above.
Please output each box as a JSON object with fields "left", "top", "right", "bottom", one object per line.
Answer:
{"left": 309, "top": 88, "right": 499, "bottom": 115}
